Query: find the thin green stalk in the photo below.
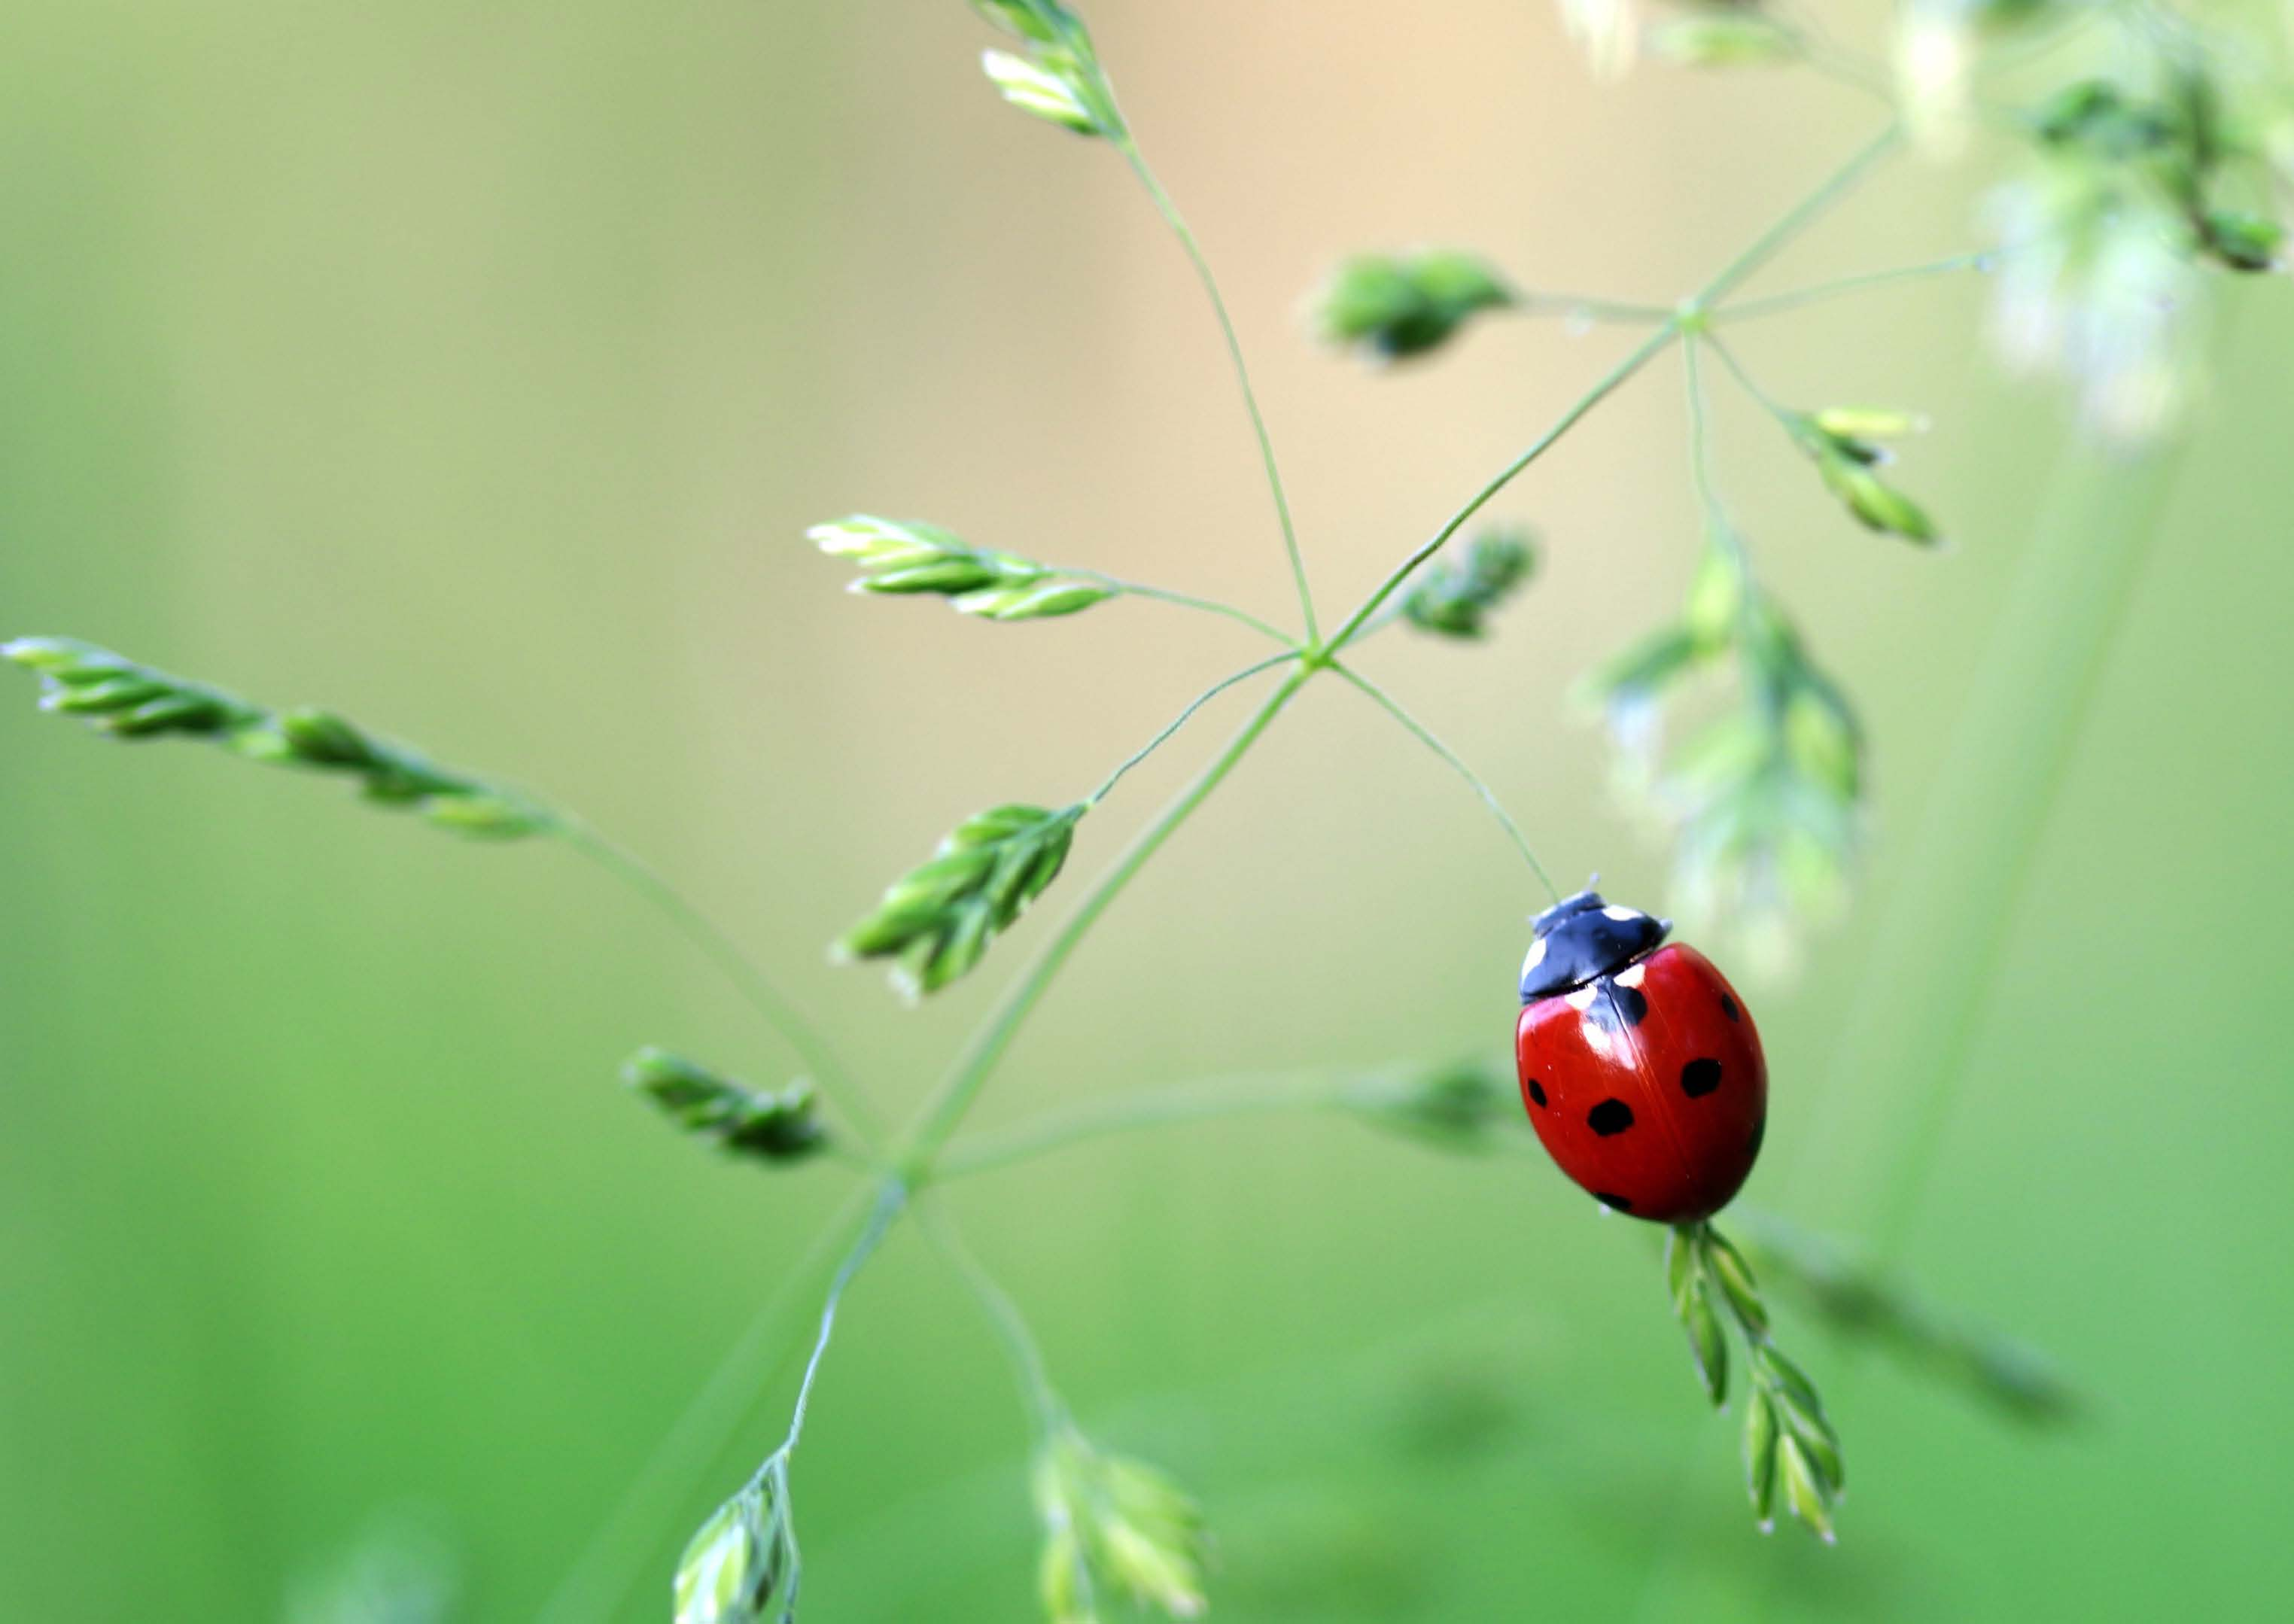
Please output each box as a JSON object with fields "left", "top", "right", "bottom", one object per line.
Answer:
{"left": 1070, "top": 570, "right": 1302, "bottom": 649}
{"left": 917, "top": 1200, "right": 1064, "bottom": 1433}
{"left": 782, "top": 1178, "right": 909, "bottom": 1455}
{"left": 1681, "top": 335, "right": 1717, "bottom": 510}
{"left": 1116, "top": 139, "right": 1319, "bottom": 644}
{"left": 1325, "top": 321, "right": 1682, "bottom": 653}
{"left": 1338, "top": 605, "right": 1407, "bottom": 646}
{"left": 935, "top": 1065, "right": 1544, "bottom": 1183}
{"left": 1328, "top": 660, "right": 1560, "bottom": 903}
{"left": 1717, "top": 250, "right": 1995, "bottom": 322}
{"left": 1680, "top": 336, "right": 1749, "bottom": 572}
{"left": 558, "top": 818, "right": 883, "bottom": 1148}
{"left": 1701, "top": 331, "right": 1804, "bottom": 436}
{"left": 1087, "top": 652, "right": 1304, "bottom": 807}
{"left": 1691, "top": 123, "right": 1903, "bottom": 306}
{"left": 538, "top": 1178, "right": 881, "bottom": 1624}
{"left": 1513, "top": 290, "right": 1680, "bottom": 325}
{"left": 897, "top": 665, "right": 1315, "bottom": 1178}
{"left": 936, "top": 1067, "right": 1367, "bottom": 1182}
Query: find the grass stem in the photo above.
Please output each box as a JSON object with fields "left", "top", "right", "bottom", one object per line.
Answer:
{"left": 1118, "top": 140, "right": 1320, "bottom": 644}
{"left": 1717, "top": 250, "right": 1996, "bottom": 322}
{"left": 1328, "top": 659, "right": 1561, "bottom": 903}
{"left": 782, "top": 1179, "right": 909, "bottom": 1456}
{"left": 558, "top": 819, "right": 883, "bottom": 1148}
{"left": 1691, "top": 123, "right": 1903, "bottom": 306}
{"left": 918, "top": 1200, "right": 1066, "bottom": 1434}
{"left": 1073, "top": 571, "right": 1302, "bottom": 648}
{"left": 1326, "top": 322, "right": 1682, "bottom": 652}
{"left": 1087, "top": 652, "right": 1304, "bottom": 807}
{"left": 537, "top": 1178, "right": 881, "bottom": 1624}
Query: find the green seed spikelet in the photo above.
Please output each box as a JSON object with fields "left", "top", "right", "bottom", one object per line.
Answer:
{"left": 1668, "top": 1223, "right": 1847, "bottom": 1540}
{"left": 839, "top": 803, "right": 1086, "bottom": 998}
{"left": 674, "top": 1460, "right": 800, "bottom": 1624}
{"left": 1400, "top": 528, "right": 1538, "bottom": 639}
{"left": 1033, "top": 1422, "right": 1208, "bottom": 1623}
{"left": 808, "top": 516, "right": 1116, "bottom": 622}
{"left": 625, "top": 1048, "right": 828, "bottom": 1165}
{"left": 971, "top": 0, "right": 1125, "bottom": 139}
{"left": 1310, "top": 249, "right": 1517, "bottom": 361}
{"left": 5, "top": 637, "right": 552, "bottom": 838}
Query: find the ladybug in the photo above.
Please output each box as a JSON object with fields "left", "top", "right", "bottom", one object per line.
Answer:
{"left": 1515, "top": 889, "right": 1767, "bottom": 1222}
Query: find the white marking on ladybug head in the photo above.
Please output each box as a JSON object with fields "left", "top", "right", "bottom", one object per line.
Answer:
{"left": 1615, "top": 963, "right": 1646, "bottom": 989}
{"left": 1602, "top": 905, "right": 1644, "bottom": 923}
{"left": 1522, "top": 936, "right": 1548, "bottom": 975}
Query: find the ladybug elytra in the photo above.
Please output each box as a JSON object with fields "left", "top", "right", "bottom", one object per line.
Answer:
{"left": 1515, "top": 890, "right": 1767, "bottom": 1222}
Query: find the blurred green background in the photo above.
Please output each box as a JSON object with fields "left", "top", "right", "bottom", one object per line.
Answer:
{"left": 5, "top": 2, "right": 2290, "bottom": 1619}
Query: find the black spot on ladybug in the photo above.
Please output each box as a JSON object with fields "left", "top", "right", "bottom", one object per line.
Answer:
{"left": 1588, "top": 1099, "right": 1635, "bottom": 1136}
{"left": 1526, "top": 1078, "right": 1547, "bottom": 1108}
{"left": 1581, "top": 981, "right": 1648, "bottom": 1032}
{"left": 1747, "top": 1113, "right": 1766, "bottom": 1159}
{"left": 1681, "top": 1058, "right": 1723, "bottom": 1099}
{"left": 1720, "top": 992, "right": 1741, "bottom": 1023}
{"left": 1593, "top": 1191, "right": 1635, "bottom": 1212}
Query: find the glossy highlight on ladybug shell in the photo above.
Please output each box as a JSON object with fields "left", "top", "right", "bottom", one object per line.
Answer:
{"left": 1514, "top": 891, "right": 1766, "bottom": 1223}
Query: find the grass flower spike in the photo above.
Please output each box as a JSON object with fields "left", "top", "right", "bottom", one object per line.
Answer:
{"left": 5, "top": 637, "right": 552, "bottom": 838}
{"left": 1667, "top": 1223, "right": 1845, "bottom": 1540}
{"left": 8, "top": 635, "right": 265, "bottom": 737}
{"left": 674, "top": 1458, "right": 800, "bottom": 1624}
{"left": 1310, "top": 250, "right": 1517, "bottom": 361}
{"left": 1346, "top": 1060, "right": 1520, "bottom": 1151}
{"left": 1988, "top": 65, "right": 2292, "bottom": 439}
{"left": 972, "top": 0, "right": 1124, "bottom": 140}
{"left": 1034, "top": 1422, "right": 1208, "bottom": 1623}
{"left": 1755, "top": 400, "right": 1945, "bottom": 547}
{"left": 1399, "top": 528, "right": 1538, "bottom": 639}
{"left": 625, "top": 1048, "right": 828, "bottom": 1165}
{"left": 838, "top": 803, "right": 1085, "bottom": 998}
{"left": 1797, "top": 415, "right": 1940, "bottom": 545}
{"left": 808, "top": 516, "right": 1116, "bottom": 622}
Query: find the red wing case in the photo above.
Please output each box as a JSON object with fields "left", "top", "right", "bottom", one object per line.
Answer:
{"left": 1515, "top": 943, "right": 1767, "bottom": 1222}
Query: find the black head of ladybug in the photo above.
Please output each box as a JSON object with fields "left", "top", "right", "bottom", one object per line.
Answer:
{"left": 1519, "top": 888, "right": 1671, "bottom": 1002}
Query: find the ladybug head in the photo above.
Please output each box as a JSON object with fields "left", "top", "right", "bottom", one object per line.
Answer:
{"left": 1520, "top": 887, "right": 1670, "bottom": 1002}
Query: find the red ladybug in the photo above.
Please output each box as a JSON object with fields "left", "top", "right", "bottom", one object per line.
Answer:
{"left": 1514, "top": 890, "right": 1766, "bottom": 1222}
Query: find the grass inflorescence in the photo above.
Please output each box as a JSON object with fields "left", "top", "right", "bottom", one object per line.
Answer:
{"left": 5, "top": 636, "right": 552, "bottom": 838}
{"left": 11, "top": 0, "right": 2283, "bottom": 1618}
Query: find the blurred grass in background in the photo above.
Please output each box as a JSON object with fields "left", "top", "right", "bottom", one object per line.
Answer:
{"left": 4, "top": 1, "right": 2291, "bottom": 1618}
